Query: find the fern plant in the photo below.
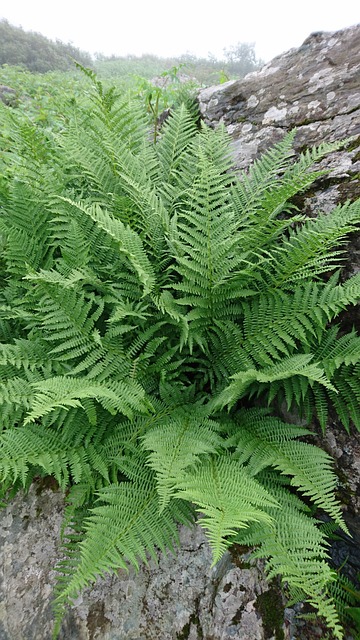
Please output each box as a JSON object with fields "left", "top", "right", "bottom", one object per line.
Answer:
{"left": 0, "top": 72, "right": 359, "bottom": 639}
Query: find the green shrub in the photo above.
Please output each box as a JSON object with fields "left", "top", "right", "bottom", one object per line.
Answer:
{"left": 0, "top": 73, "right": 359, "bottom": 639}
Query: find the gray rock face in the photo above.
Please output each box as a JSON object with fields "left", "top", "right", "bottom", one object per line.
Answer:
{"left": 199, "top": 25, "right": 359, "bottom": 164}
{"left": 199, "top": 24, "right": 360, "bottom": 223}
{"left": 0, "top": 484, "right": 280, "bottom": 640}
{"left": 1, "top": 25, "right": 360, "bottom": 640}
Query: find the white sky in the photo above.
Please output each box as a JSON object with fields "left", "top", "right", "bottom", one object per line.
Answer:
{"left": 1, "top": 0, "right": 359, "bottom": 62}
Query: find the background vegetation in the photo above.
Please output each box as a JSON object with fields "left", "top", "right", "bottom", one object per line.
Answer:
{"left": 0, "top": 19, "right": 263, "bottom": 87}
{"left": 94, "top": 42, "right": 263, "bottom": 86}
{"left": 0, "top": 19, "right": 93, "bottom": 73}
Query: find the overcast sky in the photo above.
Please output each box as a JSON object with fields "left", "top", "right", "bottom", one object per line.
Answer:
{"left": 1, "top": 0, "right": 359, "bottom": 62}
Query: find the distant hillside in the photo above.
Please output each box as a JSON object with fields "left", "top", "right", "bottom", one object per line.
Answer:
{"left": 0, "top": 19, "right": 93, "bottom": 73}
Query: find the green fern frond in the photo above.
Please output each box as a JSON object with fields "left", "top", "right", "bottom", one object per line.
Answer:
{"left": 0, "top": 376, "right": 34, "bottom": 410}
{"left": 327, "top": 572, "right": 360, "bottom": 629}
{"left": 229, "top": 410, "right": 345, "bottom": 528}
{"left": 236, "top": 288, "right": 320, "bottom": 366}
{"left": 329, "top": 362, "right": 360, "bottom": 431}
{"left": 152, "top": 290, "right": 189, "bottom": 347}
{"left": 324, "top": 330, "right": 360, "bottom": 372}
{"left": 24, "top": 376, "right": 150, "bottom": 424}
{"left": 272, "top": 326, "right": 360, "bottom": 431}
{"left": 264, "top": 201, "right": 360, "bottom": 289}
{"left": 168, "top": 130, "right": 243, "bottom": 343}
{"left": 55, "top": 218, "right": 91, "bottom": 272}
{"left": 0, "top": 422, "right": 98, "bottom": 487}
{"left": 28, "top": 285, "right": 104, "bottom": 366}
{"left": 234, "top": 476, "right": 343, "bottom": 639}
{"left": 231, "top": 132, "right": 346, "bottom": 227}
{"left": 287, "top": 272, "right": 360, "bottom": 331}
{"left": 176, "top": 456, "right": 279, "bottom": 563}
{"left": 320, "top": 271, "right": 360, "bottom": 319}
{"left": 54, "top": 474, "right": 194, "bottom": 609}
{"left": 24, "top": 267, "right": 98, "bottom": 290}
{"left": 0, "top": 179, "right": 55, "bottom": 275}
{"left": 58, "top": 198, "right": 155, "bottom": 296}
{"left": 0, "top": 338, "right": 49, "bottom": 371}
{"left": 213, "top": 354, "right": 336, "bottom": 410}
{"left": 58, "top": 95, "right": 169, "bottom": 263}
{"left": 142, "top": 407, "right": 223, "bottom": 509}
{"left": 155, "top": 104, "right": 198, "bottom": 186}
{"left": 231, "top": 130, "right": 297, "bottom": 212}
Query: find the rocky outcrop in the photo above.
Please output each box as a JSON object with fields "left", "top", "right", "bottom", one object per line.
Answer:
{"left": 0, "top": 25, "right": 359, "bottom": 640}
{"left": 199, "top": 24, "right": 360, "bottom": 221}
{"left": 0, "top": 483, "right": 284, "bottom": 640}
{"left": 200, "top": 22, "right": 360, "bottom": 628}
{"left": 199, "top": 25, "right": 360, "bottom": 160}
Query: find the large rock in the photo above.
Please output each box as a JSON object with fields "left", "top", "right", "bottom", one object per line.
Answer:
{"left": 1, "top": 25, "right": 360, "bottom": 640}
{"left": 199, "top": 26, "right": 360, "bottom": 162}
{"left": 0, "top": 483, "right": 282, "bottom": 640}
{"left": 199, "top": 24, "right": 360, "bottom": 220}
{"left": 200, "top": 21, "right": 360, "bottom": 629}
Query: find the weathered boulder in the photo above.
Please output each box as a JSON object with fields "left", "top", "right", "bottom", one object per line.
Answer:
{"left": 0, "top": 483, "right": 283, "bottom": 640}
{"left": 199, "top": 25, "right": 360, "bottom": 160}
{"left": 200, "top": 22, "right": 360, "bottom": 632}
{"left": 199, "top": 24, "right": 360, "bottom": 221}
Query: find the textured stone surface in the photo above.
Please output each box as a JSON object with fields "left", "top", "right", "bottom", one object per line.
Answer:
{"left": 199, "top": 24, "right": 360, "bottom": 220}
{"left": 0, "top": 482, "right": 64, "bottom": 640}
{"left": 0, "top": 484, "right": 279, "bottom": 640}
{"left": 199, "top": 26, "right": 360, "bottom": 156}
{"left": 200, "top": 22, "right": 360, "bottom": 340}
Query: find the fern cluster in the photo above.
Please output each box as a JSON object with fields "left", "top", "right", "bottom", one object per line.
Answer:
{"left": 0, "top": 71, "right": 359, "bottom": 639}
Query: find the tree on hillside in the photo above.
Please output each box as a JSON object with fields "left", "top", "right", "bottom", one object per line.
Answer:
{"left": 0, "top": 19, "right": 93, "bottom": 73}
{"left": 223, "top": 41, "right": 264, "bottom": 77}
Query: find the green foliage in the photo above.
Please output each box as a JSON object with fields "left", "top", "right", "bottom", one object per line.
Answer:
{"left": 133, "top": 65, "right": 199, "bottom": 142}
{"left": 0, "top": 64, "right": 92, "bottom": 140}
{"left": 0, "top": 70, "right": 359, "bottom": 640}
{"left": 0, "top": 19, "right": 93, "bottom": 73}
{"left": 328, "top": 572, "right": 360, "bottom": 638}
{"left": 0, "top": 21, "right": 262, "bottom": 97}
{"left": 94, "top": 42, "right": 263, "bottom": 86}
